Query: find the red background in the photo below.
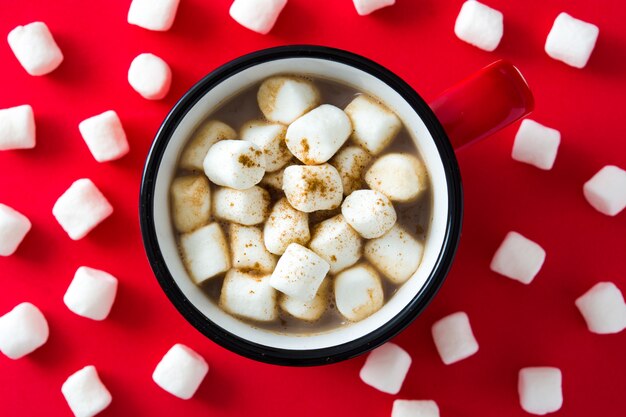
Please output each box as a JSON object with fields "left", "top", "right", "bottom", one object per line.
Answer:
{"left": 1, "top": 0, "right": 625, "bottom": 416}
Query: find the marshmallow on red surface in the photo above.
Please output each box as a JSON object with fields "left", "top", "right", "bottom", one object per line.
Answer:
{"left": 365, "top": 153, "right": 428, "bottom": 203}
{"left": 7, "top": 22, "right": 63, "bottom": 75}
{"left": 344, "top": 95, "right": 401, "bottom": 155}
{"left": 52, "top": 179, "right": 113, "bottom": 240}
{"left": 575, "top": 282, "right": 626, "bottom": 334}
{"left": 545, "top": 13, "right": 599, "bottom": 69}
{"left": 490, "top": 231, "right": 546, "bottom": 284}
{"left": 282, "top": 164, "right": 343, "bottom": 212}
{"left": 179, "top": 120, "right": 237, "bottom": 171}
{"left": 78, "top": 111, "right": 129, "bottom": 162}
{"left": 431, "top": 311, "right": 479, "bottom": 365}
{"left": 364, "top": 224, "right": 424, "bottom": 284}
{"left": 180, "top": 223, "right": 230, "bottom": 284}
{"left": 454, "top": 1, "right": 504, "bottom": 52}
{"left": 583, "top": 165, "right": 626, "bottom": 216}
{"left": 331, "top": 146, "right": 372, "bottom": 195}
{"left": 0, "top": 105, "right": 36, "bottom": 150}
{"left": 203, "top": 140, "right": 266, "bottom": 190}
{"left": 518, "top": 367, "right": 563, "bottom": 415}
{"left": 127, "top": 0, "right": 180, "bottom": 31}
{"left": 263, "top": 198, "right": 310, "bottom": 255}
{"left": 62, "top": 365, "right": 112, "bottom": 417}
{"left": 220, "top": 270, "right": 278, "bottom": 322}
{"left": 512, "top": 119, "right": 561, "bottom": 170}
{"left": 240, "top": 120, "right": 291, "bottom": 172}
{"left": 257, "top": 76, "right": 320, "bottom": 124}
{"left": 229, "top": 0, "right": 288, "bottom": 34}
{"left": 128, "top": 53, "right": 172, "bottom": 100}
{"left": 270, "top": 243, "right": 329, "bottom": 302}
{"left": 0, "top": 203, "right": 31, "bottom": 256}
{"left": 63, "top": 267, "right": 118, "bottom": 321}
{"left": 359, "top": 342, "right": 412, "bottom": 394}
{"left": 334, "top": 264, "right": 384, "bottom": 322}
{"left": 0, "top": 302, "right": 48, "bottom": 359}
{"left": 342, "top": 190, "right": 397, "bottom": 239}
{"left": 170, "top": 175, "right": 211, "bottom": 233}
{"left": 392, "top": 400, "right": 440, "bottom": 417}
{"left": 153, "top": 344, "right": 208, "bottom": 400}
{"left": 213, "top": 186, "right": 270, "bottom": 226}
{"left": 353, "top": 0, "right": 395, "bottom": 16}
{"left": 308, "top": 214, "right": 362, "bottom": 274}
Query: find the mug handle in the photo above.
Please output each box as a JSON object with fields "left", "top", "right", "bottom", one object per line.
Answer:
{"left": 429, "top": 60, "right": 535, "bottom": 150}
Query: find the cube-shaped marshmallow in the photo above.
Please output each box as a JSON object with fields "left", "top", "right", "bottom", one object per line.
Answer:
{"left": 179, "top": 120, "right": 236, "bottom": 170}
{"left": 263, "top": 198, "right": 310, "bottom": 255}
{"left": 241, "top": 120, "right": 291, "bottom": 172}
{"left": 283, "top": 164, "right": 343, "bottom": 212}
{"left": 454, "top": 1, "right": 504, "bottom": 52}
{"left": 152, "top": 344, "right": 208, "bottom": 399}
{"left": 0, "top": 203, "right": 31, "bottom": 256}
{"left": 279, "top": 279, "right": 329, "bottom": 322}
{"left": 0, "top": 105, "right": 36, "bottom": 150}
{"left": 270, "top": 243, "right": 330, "bottom": 302}
{"left": 230, "top": 0, "right": 288, "bottom": 34}
{"left": 0, "top": 302, "right": 48, "bottom": 359}
{"left": 545, "top": 13, "right": 599, "bottom": 69}
{"left": 512, "top": 119, "right": 560, "bottom": 170}
{"left": 342, "top": 190, "right": 397, "bottom": 239}
{"left": 213, "top": 186, "right": 270, "bottom": 226}
{"left": 575, "top": 282, "right": 626, "bottom": 334}
{"left": 309, "top": 214, "right": 362, "bottom": 274}
{"left": 364, "top": 224, "right": 424, "bottom": 284}
{"left": 353, "top": 0, "right": 395, "bottom": 16}
{"left": 230, "top": 224, "right": 277, "bottom": 273}
{"left": 260, "top": 166, "right": 285, "bottom": 190}
{"left": 170, "top": 175, "right": 211, "bottom": 233}
{"left": 359, "top": 342, "right": 412, "bottom": 394}
{"left": 392, "top": 400, "right": 440, "bottom": 417}
{"left": 365, "top": 153, "right": 428, "bottom": 202}
{"left": 431, "top": 311, "right": 479, "bottom": 365}
{"left": 78, "top": 110, "right": 129, "bottom": 162}
{"left": 128, "top": 0, "right": 180, "bottom": 31}
{"left": 331, "top": 146, "right": 372, "bottom": 195}
{"left": 52, "top": 179, "right": 113, "bottom": 240}
{"left": 7, "top": 22, "right": 63, "bottom": 76}
{"left": 583, "top": 165, "right": 626, "bottom": 216}
{"left": 220, "top": 270, "right": 277, "bottom": 322}
{"left": 345, "top": 95, "right": 401, "bottom": 155}
{"left": 203, "top": 139, "right": 266, "bottom": 190}
{"left": 63, "top": 267, "right": 118, "bottom": 321}
{"left": 490, "top": 231, "right": 546, "bottom": 284}
{"left": 180, "top": 223, "right": 230, "bottom": 284}
{"left": 335, "top": 264, "right": 384, "bottom": 322}
{"left": 257, "top": 76, "right": 320, "bottom": 124}
{"left": 518, "top": 367, "right": 563, "bottom": 415}
{"left": 286, "top": 105, "right": 351, "bottom": 165}
{"left": 62, "top": 366, "right": 112, "bottom": 417}
{"left": 128, "top": 53, "right": 172, "bottom": 100}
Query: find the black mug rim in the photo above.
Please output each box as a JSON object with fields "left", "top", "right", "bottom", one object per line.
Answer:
{"left": 139, "top": 45, "right": 463, "bottom": 366}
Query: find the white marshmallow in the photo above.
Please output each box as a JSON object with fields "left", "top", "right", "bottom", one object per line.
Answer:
{"left": 270, "top": 243, "right": 329, "bottom": 302}
{"left": 490, "top": 231, "right": 546, "bottom": 284}
{"left": 575, "top": 282, "right": 626, "bottom": 334}
{"left": 180, "top": 120, "right": 236, "bottom": 170}
{"left": 353, "top": 0, "right": 395, "bottom": 16}
{"left": 0, "top": 105, "right": 36, "bottom": 150}
{"left": 392, "top": 400, "right": 440, "bottom": 417}
{"left": 241, "top": 120, "right": 291, "bottom": 172}
{"left": 365, "top": 153, "right": 428, "bottom": 202}
{"left": 431, "top": 311, "right": 479, "bottom": 365}
{"left": 260, "top": 167, "right": 285, "bottom": 190}
{"left": 331, "top": 146, "right": 372, "bottom": 195}
{"left": 78, "top": 111, "right": 129, "bottom": 162}
{"left": 518, "top": 367, "right": 563, "bottom": 415}
{"left": 545, "top": 13, "right": 599, "bottom": 69}
{"left": 454, "top": 1, "right": 504, "bottom": 52}
{"left": 171, "top": 175, "right": 211, "bottom": 233}
{"left": 309, "top": 214, "right": 362, "bottom": 274}
{"left": 230, "top": 224, "right": 277, "bottom": 273}
{"left": 342, "top": 190, "right": 397, "bottom": 239}
{"left": 7, "top": 22, "right": 63, "bottom": 76}
{"left": 213, "top": 186, "right": 270, "bottom": 226}
{"left": 220, "top": 270, "right": 277, "bottom": 322}
{"left": 345, "top": 95, "right": 401, "bottom": 155}
{"left": 583, "top": 165, "right": 626, "bottom": 216}
{"left": 63, "top": 267, "right": 118, "bottom": 321}
{"left": 128, "top": 53, "right": 172, "bottom": 100}
{"left": 180, "top": 223, "right": 230, "bottom": 284}
{"left": 359, "top": 342, "right": 411, "bottom": 395}
{"left": 0, "top": 302, "right": 48, "bottom": 359}
{"left": 512, "top": 119, "right": 561, "bottom": 170}
{"left": 279, "top": 278, "right": 329, "bottom": 322}
{"left": 153, "top": 344, "right": 208, "bottom": 399}
{"left": 283, "top": 164, "right": 343, "bottom": 212}
{"left": 52, "top": 179, "right": 113, "bottom": 240}
{"left": 257, "top": 76, "right": 320, "bottom": 124}
{"left": 203, "top": 140, "right": 266, "bottom": 190}
{"left": 62, "top": 366, "right": 112, "bottom": 417}
{"left": 128, "top": 0, "right": 180, "bottom": 31}
{"left": 263, "top": 198, "right": 310, "bottom": 255}
{"left": 364, "top": 224, "right": 424, "bottom": 284}
{"left": 286, "top": 105, "right": 352, "bottom": 165}
{"left": 0, "top": 203, "right": 31, "bottom": 256}
{"left": 335, "top": 264, "right": 384, "bottom": 322}
{"left": 229, "top": 0, "right": 287, "bottom": 34}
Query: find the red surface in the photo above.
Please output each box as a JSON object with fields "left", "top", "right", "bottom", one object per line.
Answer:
{"left": 1, "top": 1, "right": 625, "bottom": 416}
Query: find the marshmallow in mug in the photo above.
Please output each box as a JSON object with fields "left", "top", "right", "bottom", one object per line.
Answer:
{"left": 341, "top": 189, "right": 397, "bottom": 239}
{"left": 334, "top": 264, "right": 384, "bottom": 322}
{"left": 180, "top": 223, "right": 230, "bottom": 284}
{"left": 240, "top": 120, "right": 291, "bottom": 172}
{"left": 170, "top": 175, "right": 211, "bottom": 233}
{"left": 308, "top": 214, "right": 362, "bottom": 274}
{"left": 279, "top": 279, "right": 329, "bottom": 322}
{"left": 270, "top": 243, "right": 330, "bottom": 302}
{"left": 212, "top": 186, "right": 270, "bottom": 226}
{"left": 282, "top": 164, "right": 343, "bottom": 212}
{"left": 220, "top": 270, "right": 278, "bottom": 322}
{"left": 257, "top": 75, "right": 320, "bottom": 124}
{"left": 365, "top": 153, "right": 429, "bottom": 202}
{"left": 179, "top": 120, "right": 237, "bottom": 170}
{"left": 330, "top": 146, "right": 372, "bottom": 195}
{"left": 0, "top": 105, "right": 36, "bottom": 150}
{"left": 344, "top": 94, "right": 401, "bottom": 155}
{"left": 203, "top": 140, "right": 266, "bottom": 190}
{"left": 364, "top": 224, "right": 424, "bottom": 284}
{"left": 263, "top": 197, "right": 310, "bottom": 255}
{"left": 230, "top": 224, "right": 277, "bottom": 273}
